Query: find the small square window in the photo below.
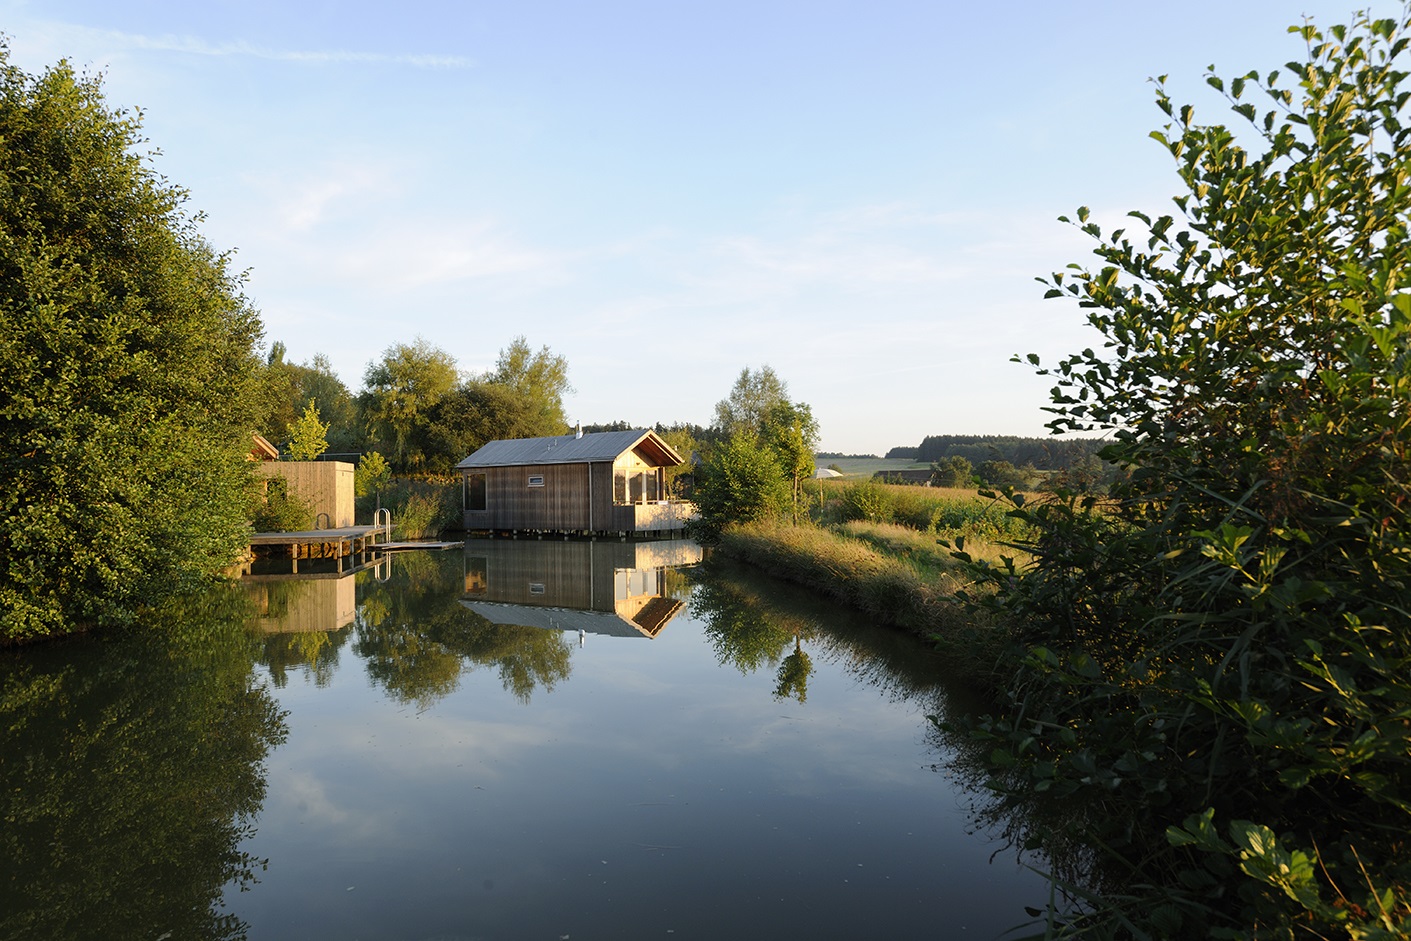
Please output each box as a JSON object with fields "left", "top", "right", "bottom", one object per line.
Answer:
{"left": 529, "top": 582, "right": 545, "bottom": 594}
{"left": 527, "top": 475, "right": 545, "bottom": 487}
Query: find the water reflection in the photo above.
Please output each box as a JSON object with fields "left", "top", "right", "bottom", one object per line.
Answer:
{"left": 689, "top": 555, "right": 951, "bottom": 708}
{"left": 0, "top": 586, "right": 288, "bottom": 941}
{"left": 350, "top": 547, "right": 577, "bottom": 707}
{"left": 225, "top": 542, "right": 1049, "bottom": 937}
{"left": 461, "top": 538, "right": 702, "bottom": 639}
{"left": 246, "top": 572, "right": 359, "bottom": 687}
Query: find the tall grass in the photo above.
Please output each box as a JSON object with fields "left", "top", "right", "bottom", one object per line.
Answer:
{"left": 715, "top": 518, "right": 1005, "bottom": 670}
{"left": 360, "top": 476, "right": 461, "bottom": 539}
{"left": 818, "top": 479, "right": 1032, "bottom": 540}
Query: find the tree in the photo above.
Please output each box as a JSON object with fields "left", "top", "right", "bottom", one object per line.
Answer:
{"left": 761, "top": 400, "right": 820, "bottom": 520}
{"left": 292, "top": 353, "right": 360, "bottom": 453}
{"left": 421, "top": 378, "right": 538, "bottom": 472}
{"left": 691, "top": 432, "right": 791, "bottom": 537}
{"left": 354, "top": 451, "right": 391, "bottom": 501}
{"left": 285, "top": 400, "right": 329, "bottom": 461}
{"left": 359, "top": 337, "right": 459, "bottom": 471}
{"left": 489, "top": 335, "right": 573, "bottom": 437}
{"left": 971, "top": 11, "right": 1411, "bottom": 935}
{"left": 931, "top": 455, "right": 973, "bottom": 488}
{"left": 712, "top": 365, "right": 789, "bottom": 440}
{"left": 0, "top": 49, "right": 268, "bottom": 640}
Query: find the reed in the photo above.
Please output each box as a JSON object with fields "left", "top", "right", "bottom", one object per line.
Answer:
{"left": 714, "top": 518, "right": 1006, "bottom": 667}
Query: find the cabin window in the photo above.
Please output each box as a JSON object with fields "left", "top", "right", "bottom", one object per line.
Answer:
{"left": 614, "top": 465, "right": 665, "bottom": 504}
{"left": 527, "top": 475, "right": 545, "bottom": 488}
{"left": 465, "top": 473, "right": 487, "bottom": 511}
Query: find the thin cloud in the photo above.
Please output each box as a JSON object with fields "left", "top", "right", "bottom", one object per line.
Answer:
{"left": 68, "top": 25, "right": 474, "bottom": 69}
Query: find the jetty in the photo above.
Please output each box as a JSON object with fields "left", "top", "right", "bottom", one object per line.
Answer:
{"left": 247, "top": 519, "right": 391, "bottom": 574}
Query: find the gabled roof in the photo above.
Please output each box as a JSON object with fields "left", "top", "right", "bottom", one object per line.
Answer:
{"left": 456, "top": 429, "right": 684, "bottom": 470}
{"left": 250, "top": 433, "right": 279, "bottom": 461}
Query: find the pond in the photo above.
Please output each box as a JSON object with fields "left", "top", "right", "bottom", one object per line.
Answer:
{"left": 2, "top": 538, "right": 1049, "bottom": 940}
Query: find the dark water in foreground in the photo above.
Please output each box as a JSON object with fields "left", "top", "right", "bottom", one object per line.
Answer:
{"left": 2, "top": 539, "right": 1046, "bottom": 940}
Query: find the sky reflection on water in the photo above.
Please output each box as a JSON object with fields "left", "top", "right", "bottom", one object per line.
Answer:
{"left": 229, "top": 541, "right": 1046, "bottom": 940}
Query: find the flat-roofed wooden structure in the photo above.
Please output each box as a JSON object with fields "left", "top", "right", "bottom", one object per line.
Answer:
{"left": 456, "top": 429, "right": 697, "bottom": 535}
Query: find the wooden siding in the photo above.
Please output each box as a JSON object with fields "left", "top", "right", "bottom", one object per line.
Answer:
{"left": 459, "top": 539, "right": 700, "bottom": 637}
{"left": 462, "top": 462, "right": 593, "bottom": 531}
{"left": 245, "top": 573, "right": 357, "bottom": 633}
{"left": 256, "top": 461, "right": 355, "bottom": 527}
{"left": 462, "top": 459, "right": 694, "bottom": 534}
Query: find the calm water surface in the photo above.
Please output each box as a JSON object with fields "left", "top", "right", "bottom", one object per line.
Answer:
{"left": 2, "top": 539, "right": 1047, "bottom": 940}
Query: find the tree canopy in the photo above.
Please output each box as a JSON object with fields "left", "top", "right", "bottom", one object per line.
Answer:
{"left": 0, "top": 49, "right": 267, "bottom": 640}
{"left": 359, "top": 337, "right": 459, "bottom": 472}
{"left": 712, "top": 366, "right": 790, "bottom": 440}
{"left": 969, "top": 11, "right": 1411, "bottom": 936}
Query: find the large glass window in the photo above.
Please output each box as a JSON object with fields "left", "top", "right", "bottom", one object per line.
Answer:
{"left": 466, "top": 473, "right": 486, "bottom": 511}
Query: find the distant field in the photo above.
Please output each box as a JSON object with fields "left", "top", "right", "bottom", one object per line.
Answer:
{"left": 817, "top": 456, "right": 930, "bottom": 478}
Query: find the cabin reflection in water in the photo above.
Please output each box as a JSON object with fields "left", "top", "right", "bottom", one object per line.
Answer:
{"left": 460, "top": 539, "right": 702, "bottom": 639}
{"left": 243, "top": 556, "right": 388, "bottom": 633}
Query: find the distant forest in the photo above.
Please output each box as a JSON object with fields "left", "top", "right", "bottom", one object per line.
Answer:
{"left": 885, "top": 435, "right": 1107, "bottom": 469}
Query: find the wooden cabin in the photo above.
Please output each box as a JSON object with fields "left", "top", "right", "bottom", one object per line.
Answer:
{"left": 456, "top": 429, "right": 696, "bottom": 535}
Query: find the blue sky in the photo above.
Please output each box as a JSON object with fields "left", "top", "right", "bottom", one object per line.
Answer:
{"left": 3, "top": 1, "right": 1400, "bottom": 454}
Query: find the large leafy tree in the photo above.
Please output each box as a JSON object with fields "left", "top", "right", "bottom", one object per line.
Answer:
{"left": 697, "top": 367, "right": 818, "bottom": 532}
{"left": 0, "top": 50, "right": 267, "bottom": 640}
{"left": 971, "top": 11, "right": 1411, "bottom": 936}
{"left": 488, "top": 335, "right": 573, "bottom": 436}
{"left": 359, "top": 337, "right": 459, "bottom": 471}
{"left": 711, "top": 365, "right": 789, "bottom": 440}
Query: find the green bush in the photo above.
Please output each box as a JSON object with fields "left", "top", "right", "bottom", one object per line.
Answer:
{"left": 252, "top": 477, "right": 314, "bottom": 533}
{"left": 838, "top": 481, "right": 892, "bottom": 523}
{"left": 959, "top": 12, "right": 1411, "bottom": 937}
{"left": 691, "top": 432, "right": 791, "bottom": 538}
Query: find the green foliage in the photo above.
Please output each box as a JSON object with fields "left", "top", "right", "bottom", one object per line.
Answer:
{"left": 839, "top": 480, "right": 893, "bottom": 523}
{"left": 712, "top": 365, "right": 790, "bottom": 439}
{"left": 359, "top": 336, "right": 459, "bottom": 472}
{"left": 0, "top": 49, "right": 267, "bottom": 639}
{"left": 0, "top": 584, "right": 288, "bottom": 938}
{"left": 258, "top": 350, "right": 359, "bottom": 455}
{"left": 691, "top": 432, "right": 792, "bottom": 538}
{"left": 354, "top": 450, "right": 392, "bottom": 501}
{"left": 374, "top": 476, "right": 460, "bottom": 539}
{"left": 252, "top": 476, "right": 315, "bottom": 533}
{"left": 422, "top": 378, "right": 539, "bottom": 473}
{"left": 489, "top": 335, "right": 573, "bottom": 435}
{"left": 409, "top": 337, "right": 573, "bottom": 472}
{"left": 975, "top": 459, "right": 1034, "bottom": 489}
{"left": 931, "top": 455, "right": 974, "bottom": 488}
{"left": 285, "top": 399, "right": 330, "bottom": 461}
{"left": 960, "top": 11, "right": 1411, "bottom": 937}
{"left": 762, "top": 400, "right": 820, "bottom": 520}
{"left": 698, "top": 367, "right": 818, "bottom": 533}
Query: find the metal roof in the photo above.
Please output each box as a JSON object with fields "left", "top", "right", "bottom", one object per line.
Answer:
{"left": 459, "top": 601, "right": 655, "bottom": 638}
{"left": 455, "top": 429, "right": 683, "bottom": 469}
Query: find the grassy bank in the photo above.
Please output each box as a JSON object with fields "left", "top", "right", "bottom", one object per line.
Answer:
{"left": 712, "top": 509, "right": 1016, "bottom": 678}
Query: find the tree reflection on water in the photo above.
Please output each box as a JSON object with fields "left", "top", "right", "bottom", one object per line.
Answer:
{"left": 352, "top": 550, "right": 574, "bottom": 708}
{"left": 0, "top": 585, "right": 288, "bottom": 941}
{"left": 688, "top": 555, "right": 952, "bottom": 708}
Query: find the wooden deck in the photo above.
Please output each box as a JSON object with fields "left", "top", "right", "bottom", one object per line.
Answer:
{"left": 247, "top": 524, "right": 391, "bottom": 574}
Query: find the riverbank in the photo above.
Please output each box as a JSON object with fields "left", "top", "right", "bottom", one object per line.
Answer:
{"left": 710, "top": 514, "right": 1011, "bottom": 679}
